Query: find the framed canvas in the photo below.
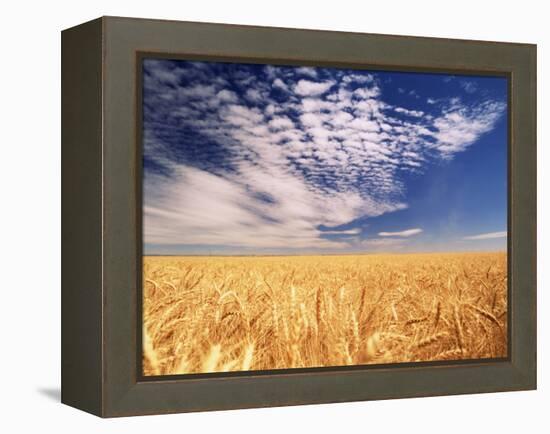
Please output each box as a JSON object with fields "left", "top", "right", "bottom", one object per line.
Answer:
{"left": 61, "top": 16, "right": 536, "bottom": 417}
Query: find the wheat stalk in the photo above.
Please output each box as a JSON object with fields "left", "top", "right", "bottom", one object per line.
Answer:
{"left": 415, "top": 332, "right": 447, "bottom": 348}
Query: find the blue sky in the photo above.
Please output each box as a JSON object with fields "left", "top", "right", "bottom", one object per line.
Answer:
{"left": 142, "top": 58, "right": 508, "bottom": 255}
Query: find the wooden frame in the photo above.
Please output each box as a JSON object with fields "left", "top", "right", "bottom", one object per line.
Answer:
{"left": 61, "top": 16, "right": 536, "bottom": 417}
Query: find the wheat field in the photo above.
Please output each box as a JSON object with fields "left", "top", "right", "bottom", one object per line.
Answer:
{"left": 142, "top": 252, "right": 507, "bottom": 375}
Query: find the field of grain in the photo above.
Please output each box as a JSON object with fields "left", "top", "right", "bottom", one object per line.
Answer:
{"left": 142, "top": 252, "right": 507, "bottom": 375}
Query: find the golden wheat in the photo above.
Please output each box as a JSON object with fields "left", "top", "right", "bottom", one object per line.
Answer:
{"left": 142, "top": 251, "right": 507, "bottom": 375}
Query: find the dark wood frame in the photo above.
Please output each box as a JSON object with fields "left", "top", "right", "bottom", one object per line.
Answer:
{"left": 62, "top": 16, "right": 537, "bottom": 417}
{"left": 134, "top": 54, "right": 515, "bottom": 382}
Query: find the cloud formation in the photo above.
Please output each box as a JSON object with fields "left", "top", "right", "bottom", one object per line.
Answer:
{"left": 294, "top": 79, "right": 335, "bottom": 96}
{"left": 460, "top": 80, "right": 478, "bottom": 94}
{"left": 430, "top": 100, "right": 506, "bottom": 157}
{"left": 142, "top": 59, "right": 506, "bottom": 252}
{"left": 463, "top": 231, "right": 507, "bottom": 240}
{"left": 378, "top": 228, "right": 423, "bottom": 237}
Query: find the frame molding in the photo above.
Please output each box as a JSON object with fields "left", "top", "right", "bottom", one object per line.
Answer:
{"left": 62, "top": 16, "right": 536, "bottom": 417}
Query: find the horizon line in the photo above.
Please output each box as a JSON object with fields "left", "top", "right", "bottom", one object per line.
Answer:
{"left": 143, "top": 249, "right": 507, "bottom": 258}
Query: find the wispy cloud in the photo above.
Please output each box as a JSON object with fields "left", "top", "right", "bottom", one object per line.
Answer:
{"left": 460, "top": 80, "right": 478, "bottom": 93}
{"left": 142, "top": 59, "right": 506, "bottom": 252}
{"left": 295, "top": 66, "right": 318, "bottom": 79}
{"left": 463, "top": 231, "right": 507, "bottom": 240}
{"left": 321, "top": 228, "right": 362, "bottom": 235}
{"left": 429, "top": 100, "right": 506, "bottom": 157}
{"left": 145, "top": 164, "right": 403, "bottom": 249}
{"left": 394, "top": 107, "right": 424, "bottom": 117}
{"left": 378, "top": 228, "right": 423, "bottom": 237}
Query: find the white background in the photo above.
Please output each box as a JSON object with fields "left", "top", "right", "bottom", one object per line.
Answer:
{"left": 0, "top": 0, "right": 546, "bottom": 432}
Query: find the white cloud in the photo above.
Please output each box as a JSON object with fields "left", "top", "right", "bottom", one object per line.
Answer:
{"left": 245, "top": 88, "right": 265, "bottom": 102}
{"left": 460, "top": 80, "right": 478, "bottom": 93}
{"left": 144, "top": 164, "right": 403, "bottom": 249}
{"left": 343, "top": 73, "right": 374, "bottom": 84}
{"left": 463, "top": 231, "right": 507, "bottom": 240}
{"left": 378, "top": 228, "right": 423, "bottom": 237}
{"left": 295, "top": 67, "right": 318, "bottom": 78}
{"left": 221, "top": 104, "right": 264, "bottom": 126}
{"left": 301, "top": 98, "right": 334, "bottom": 112}
{"left": 394, "top": 107, "right": 424, "bottom": 117}
{"left": 300, "top": 112, "right": 324, "bottom": 127}
{"left": 294, "top": 79, "right": 335, "bottom": 96}
{"left": 322, "top": 228, "right": 362, "bottom": 235}
{"left": 272, "top": 78, "right": 289, "bottom": 92}
{"left": 330, "top": 111, "right": 354, "bottom": 126}
{"left": 354, "top": 87, "right": 380, "bottom": 99}
{"left": 178, "top": 84, "right": 217, "bottom": 99}
{"left": 429, "top": 100, "right": 506, "bottom": 157}
{"left": 348, "top": 117, "right": 379, "bottom": 132}
{"left": 269, "top": 116, "right": 295, "bottom": 130}
{"left": 216, "top": 89, "right": 238, "bottom": 103}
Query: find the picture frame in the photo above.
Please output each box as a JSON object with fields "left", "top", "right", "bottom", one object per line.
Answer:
{"left": 61, "top": 16, "right": 536, "bottom": 417}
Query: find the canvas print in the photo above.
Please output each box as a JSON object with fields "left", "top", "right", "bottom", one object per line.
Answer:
{"left": 141, "top": 58, "right": 508, "bottom": 376}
